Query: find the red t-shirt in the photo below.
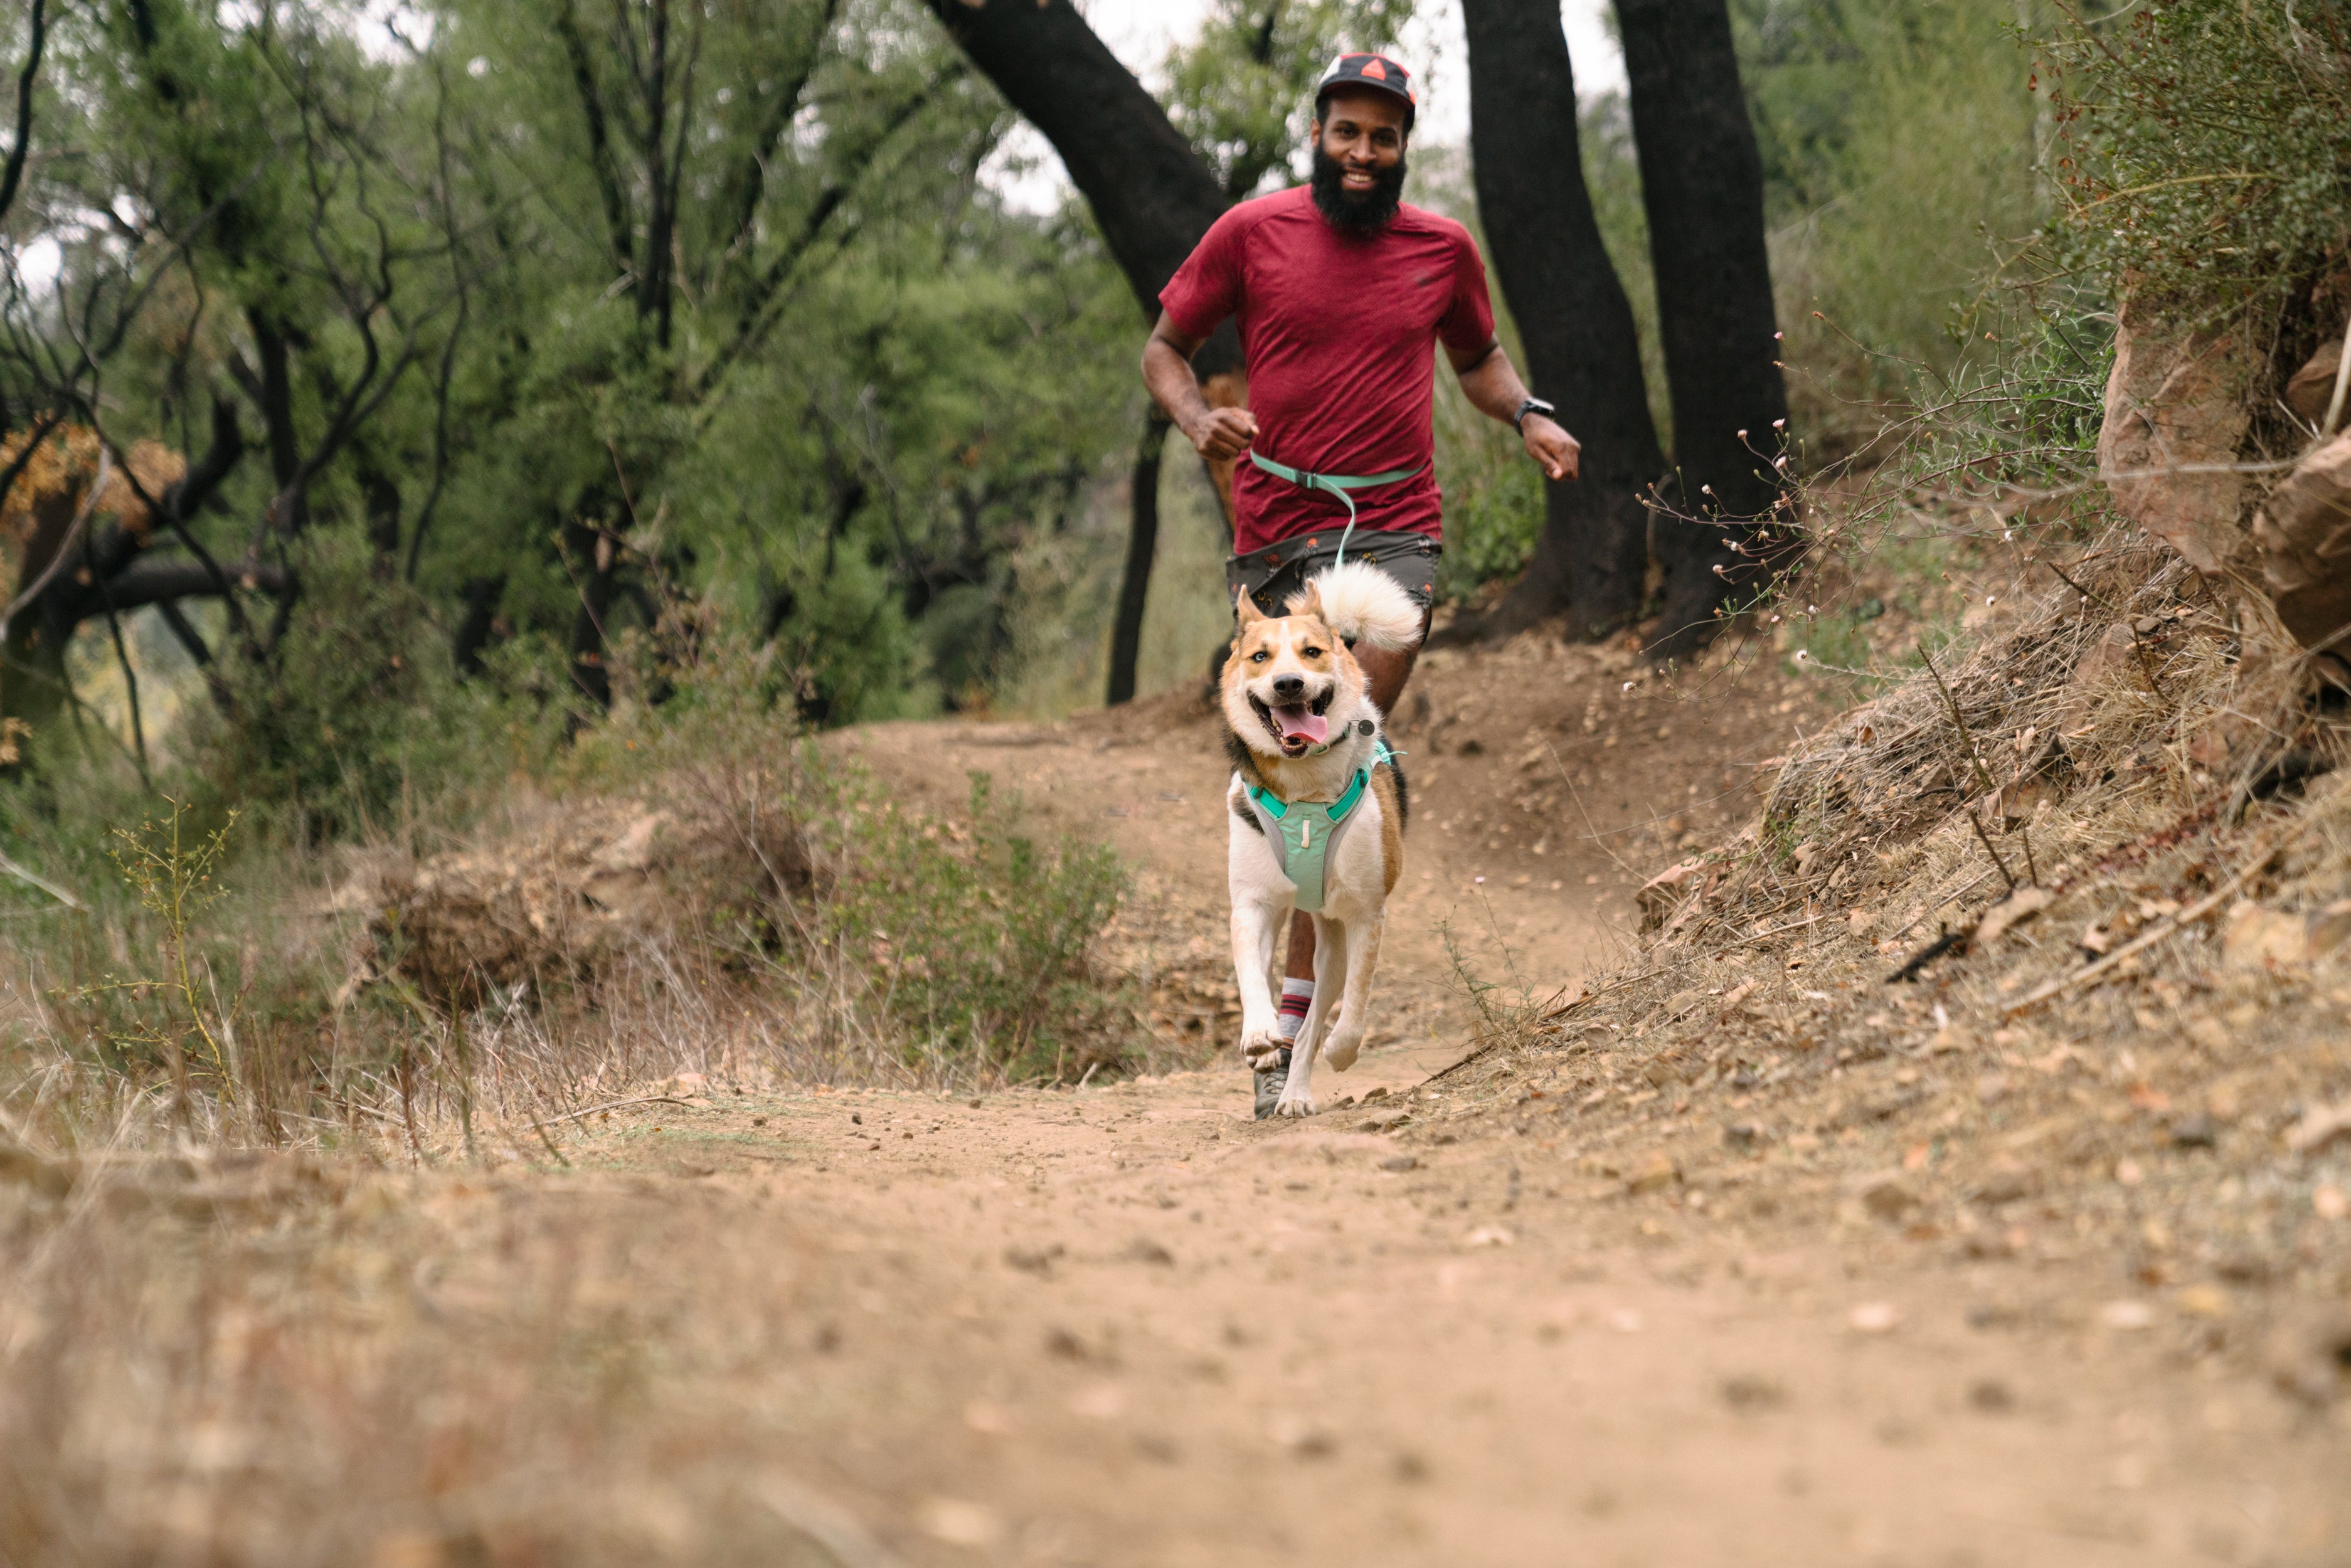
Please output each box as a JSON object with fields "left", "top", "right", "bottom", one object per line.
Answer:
{"left": 1159, "top": 185, "right": 1497, "bottom": 557}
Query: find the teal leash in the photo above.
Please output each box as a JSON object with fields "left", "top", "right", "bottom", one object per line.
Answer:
{"left": 1246, "top": 452, "right": 1420, "bottom": 569}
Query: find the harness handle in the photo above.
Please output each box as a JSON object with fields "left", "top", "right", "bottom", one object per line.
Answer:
{"left": 1246, "top": 453, "right": 1421, "bottom": 571}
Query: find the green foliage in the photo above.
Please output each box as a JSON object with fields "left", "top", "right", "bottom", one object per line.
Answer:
{"left": 193, "top": 541, "right": 558, "bottom": 840}
{"left": 1733, "top": 0, "right": 2044, "bottom": 432}
{"left": 576, "top": 624, "right": 1138, "bottom": 1084}
{"left": 2042, "top": 1, "right": 2351, "bottom": 329}
{"left": 825, "top": 775, "right": 1132, "bottom": 1081}
{"left": 1162, "top": 0, "right": 1416, "bottom": 199}
{"left": 90, "top": 798, "right": 241, "bottom": 1095}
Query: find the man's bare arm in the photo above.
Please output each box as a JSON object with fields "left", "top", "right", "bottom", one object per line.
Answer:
{"left": 1144, "top": 312, "right": 1259, "bottom": 461}
{"left": 1445, "top": 337, "right": 1580, "bottom": 482}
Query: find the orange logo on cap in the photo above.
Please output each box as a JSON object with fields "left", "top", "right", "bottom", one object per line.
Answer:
{"left": 1361, "top": 58, "right": 1387, "bottom": 80}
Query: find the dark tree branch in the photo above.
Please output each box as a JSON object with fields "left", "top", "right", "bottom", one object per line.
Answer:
{"left": 714, "top": 0, "right": 841, "bottom": 266}
{"left": 555, "top": 0, "right": 636, "bottom": 273}
{"left": 917, "top": 0, "right": 1238, "bottom": 375}
{"left": 0, "top": 0, "right": 47, "bottom": 230}
{"left": 153, "top": 598, "right": 211, "bottom": 665}
{"left": 99, "top": 556, "right": 290, "bottom": 615}
{"left": 700, "top": 68, "right": 958, "bottom": 397}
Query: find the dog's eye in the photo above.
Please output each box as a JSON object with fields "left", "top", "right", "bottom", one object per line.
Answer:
{"left": 1301, "top": 646, "right": 1324, "bottom": 659}
{"left": 1250, "top": 650, "right": 1270, "bottom": 664}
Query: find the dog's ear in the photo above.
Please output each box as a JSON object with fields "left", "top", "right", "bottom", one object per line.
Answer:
{"left": 1290, "top": 579, "right": 1324, "bottom": 621}
{"left": 1235, "top": 586, "right": 1266, "bottom": 625}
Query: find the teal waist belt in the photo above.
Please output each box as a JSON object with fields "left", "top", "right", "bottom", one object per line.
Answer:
{"left": 1247, "top": 452, "right": 1421, "bottom": 568}
{"left": 1244, "top": 740, "right": 1396, "bottom": 913}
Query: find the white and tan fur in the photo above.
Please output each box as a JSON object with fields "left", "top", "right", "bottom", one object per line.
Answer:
{"left": 1221, "top": 561, "right": 1420, "bottom": 1117}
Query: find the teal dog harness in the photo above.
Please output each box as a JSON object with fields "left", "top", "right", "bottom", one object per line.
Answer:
{"left": 1245, "top": 739, "right": 1398, "bottom": 913}
{"left": 1247, "top": 452, "right": 1421, "bottom": 568}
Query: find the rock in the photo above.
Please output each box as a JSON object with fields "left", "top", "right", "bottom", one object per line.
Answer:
{"left": 1722, "top": 1121, "right": 1761, "bottom": 1151}
{"left": 2170, "top": 1113, "right": 2220, "bottom": 1149}
{"left": 1849, "top": 1301, "right": 1901, "bottom": 1334}
{"left": 1380, "top": 1154, "right": 1418, "bottom": 1172}
{"left": 2176, "top": 1284, "right": 2231, "bottom": 1319}
{"left": 1004, "top": 1242, "right": 1065, "bottom": 1275}
{"left": 1968, "top": 1160, "right": 2038, "bottom": 1205}
{"left": 1361, "top": 1108, "right": 1412, "bottom": 1132}
{"left": 2254, "top": 431, "right": 2351, "bottom": 665}
{"left": 1625, "top": 1155, "right": 1680, "bottom": 1196}
{"left": 2098, "top": 300, "right": 2254, "bottom": 576}
{"left": 1123, "top": 1237, "right": 1174, "bottom": 1266}
{"left": 1967, "top": 1377, "right": 2014, "bottom": 1412}
{"left": 920, "top": 1498, "right": 1004, "bottom": 1548}
{"left": 1850, "top": 1170, "right": 1918, "bottom": 1222}
{"left": 2286, "top": 1101, "right": 2351, "bottom": 1156}
{"left": 2224, "top": 902, "right": 2314, "bottom": 968}
{"left": 1720, "top": 1374, "right": 1786, "bottom": 1411}
{"left": 2286, "top": 334, "right": 2345, "bottom": 425}
{"left": 2263, "top": 1310, "right": 2351, "bottom": 1409}
{"left": 2098, "top": 1300, "right": 2156, "bottom": 1332}
{"left": 1267, "top": 1414, "right": 1336, "bottom": 1456}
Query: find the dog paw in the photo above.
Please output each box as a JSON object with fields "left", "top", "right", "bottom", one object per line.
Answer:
{"left": 1238, "top": 1025, "right": 1285, "bottom": 1066}
{"left": 1322, "top": 1037, "right": 1361, "bottom": 1073}
{"left": 1273, "top": 1092, "right": 1317, "bottom": 1118}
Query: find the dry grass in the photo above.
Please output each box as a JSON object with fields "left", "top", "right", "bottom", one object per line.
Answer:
{"left": 1418, "top": 517, "right": 2351, "bottom": 1406}
{"left": 0, "top": 1149, "right": 880, "bottom": 1566}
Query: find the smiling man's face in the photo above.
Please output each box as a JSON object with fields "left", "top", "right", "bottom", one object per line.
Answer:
{"left": 1310, "top": 88, "right": 1409, "bottom": 233}
{"left": 1314, "top": 88, "right": 1408, "bottom": 186}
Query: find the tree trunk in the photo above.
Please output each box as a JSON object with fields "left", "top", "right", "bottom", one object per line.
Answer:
{"left": 1617, "top": 0, "right": 1792, "bottom": 657}
{"left": 1459, "top": 0, "right": 1668, "bottom": 643}
{"left": 1107, "top": 408, "right": 1171, "bottom": 705}
{"left": 921, "top": 0, "right": 1256, "bottom": 706}
{"left": 916, "top": 0, "right": 1239, "bottom": 379}
{"left": 564, "top": 515, "right": 621, "bottom": 714}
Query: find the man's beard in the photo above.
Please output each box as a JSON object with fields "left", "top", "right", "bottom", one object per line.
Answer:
{"left": 1310, "top": 143, "right": 1407, "bottom": 235}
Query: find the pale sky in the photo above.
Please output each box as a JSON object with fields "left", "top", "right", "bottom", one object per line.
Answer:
{"left": 986, "top": 0, "right": 1627, "bottom": 211}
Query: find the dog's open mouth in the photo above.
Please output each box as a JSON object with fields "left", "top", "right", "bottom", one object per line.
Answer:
{"left": 1250, "top": 691, "right": 1334, "bottom": 756}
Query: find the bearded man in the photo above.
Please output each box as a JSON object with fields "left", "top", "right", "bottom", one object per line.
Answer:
{"left": 1142, "top": 53, "right": 1581, "bottom": 1117}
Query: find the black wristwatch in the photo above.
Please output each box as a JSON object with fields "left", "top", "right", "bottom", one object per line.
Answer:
{"left": 1513, "top": 396, "right": 1556, "bottom": 434}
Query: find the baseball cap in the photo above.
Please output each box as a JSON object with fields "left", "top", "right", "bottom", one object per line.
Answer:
{"left": 1315, "top": 53, "right": 1416, "bottom": 132}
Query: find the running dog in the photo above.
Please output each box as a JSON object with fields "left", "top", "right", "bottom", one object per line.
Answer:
{"left": 1222, "top": 561, "right": 1420, "bottom": 1116}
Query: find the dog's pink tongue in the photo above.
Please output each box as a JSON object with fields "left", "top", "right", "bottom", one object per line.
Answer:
{"left": 1275, "top": 706, "right": 1328, "bottom": 744}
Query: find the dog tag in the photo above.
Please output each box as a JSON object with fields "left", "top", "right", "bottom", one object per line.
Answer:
{"left": 1300, "top": 820, "right": 1313, "bottom": 848}
{"left": 1357, "top": 719, "right": 1374, "bottom": 736}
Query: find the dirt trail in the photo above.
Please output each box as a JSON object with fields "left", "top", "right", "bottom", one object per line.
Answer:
{"left": 524, "top": 1058, "right": 2342, "bottom": 1567}
{"left": 16, "top": 637, "right": 2346, "bottom": 1565}
{"left": 630, "top": 648, "right": 2342, "bottom": 1564}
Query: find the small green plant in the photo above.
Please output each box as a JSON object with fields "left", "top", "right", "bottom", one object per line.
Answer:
{"left": 826, "top": 773, "right": 1132, "bottom": 1083}
{"left": 95, "top": 799, "right": 243, "bottom": 1106}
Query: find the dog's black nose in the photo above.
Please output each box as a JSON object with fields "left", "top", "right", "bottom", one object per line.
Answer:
{"left": 1271, "top": 674, "right": 1305, "bottom": 701}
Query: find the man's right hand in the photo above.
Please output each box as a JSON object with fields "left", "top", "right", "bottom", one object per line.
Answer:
{"left": 1185, "top": 406, "right": 1259, "bottom": 462}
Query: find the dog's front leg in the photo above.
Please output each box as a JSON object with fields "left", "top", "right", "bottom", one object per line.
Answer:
{"left": 1229, "top": 886, "right": 1289, "bottom": 1069}
{"left": 1318, "top": 911, "right": 1384, "bottom": 1073}
{"left": 1273, "top": 916, "right": 1342, "bottom": 1117}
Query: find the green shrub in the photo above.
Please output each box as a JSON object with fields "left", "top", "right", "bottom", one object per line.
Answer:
{"left": 822, "top": 775, "right": 1131, "bottom": 1083}
{"left": 2045, "top": 2, "right": 2351, "bottom": 331}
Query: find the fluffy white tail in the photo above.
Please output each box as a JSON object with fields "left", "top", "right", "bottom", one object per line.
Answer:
{"left": 1290, "top": 559, "right": 1425, "bottom": 651}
